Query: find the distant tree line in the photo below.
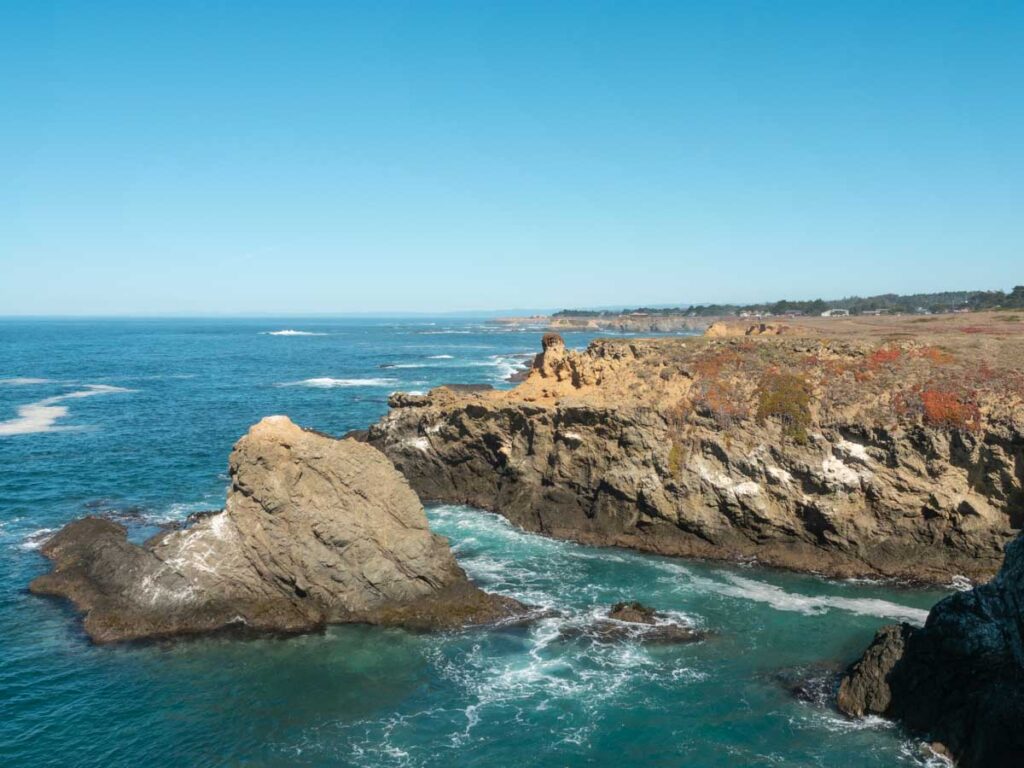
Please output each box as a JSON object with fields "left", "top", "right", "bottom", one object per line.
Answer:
{"left": 553, "top": 287, "right": 1024, "bottom": 318}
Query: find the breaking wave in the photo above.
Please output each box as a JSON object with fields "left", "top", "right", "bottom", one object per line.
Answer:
{"left": 0, "top": 384, "right": 134, "bottom": 437}
{"left": 276, "top": 377, "right": 397, "bottom": 388}
{"left": 261, "top": 330, "right": 327, "bottom": 336}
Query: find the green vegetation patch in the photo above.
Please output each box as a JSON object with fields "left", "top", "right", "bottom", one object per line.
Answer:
{"left": 757, "top": 372, "right": 812, "bottom": 443}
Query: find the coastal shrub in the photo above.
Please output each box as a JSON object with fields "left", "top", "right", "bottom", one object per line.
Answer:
{"left": 667, "top": 440, "right": 683, "bottom": 477}
{"left": 665, "top": 398, "right": 689, "bottom": 430}
{"left": 756, "top": 372, "right": 812, "bottom": 443}
{"left": 867, "top": 346, "right": 902, "bottom": 369}
{"left": 853, "top": 345, "right": 907, "bottom": 382}
{"left": 921, "top": 389, "right": 981, "bottom": 431}
{"left": 693, "top": 348, "right": 743, "bottom": 378}
{"left": 915, "top": 346, "right": 955, "bottom": 365}
{"left": 692, "top": 380, "right": 748, "bottom": 429}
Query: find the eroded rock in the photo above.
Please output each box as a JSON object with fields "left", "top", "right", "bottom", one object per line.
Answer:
{"left": 30, "top": 416, "right": 523, "bottom": 643}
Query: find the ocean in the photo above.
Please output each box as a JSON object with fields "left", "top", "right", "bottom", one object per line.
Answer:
{"left": 0, "top": 318, "right": 952, "bottom": 767}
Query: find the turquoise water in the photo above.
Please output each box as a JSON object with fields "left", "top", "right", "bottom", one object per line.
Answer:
{"left": 0, "top": 319, "right": 952, "bottom": 767}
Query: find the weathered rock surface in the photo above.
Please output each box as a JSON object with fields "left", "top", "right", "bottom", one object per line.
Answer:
{"left": 30, "top": 415, "right": 523, "bottom": 643}
{"left": 369, "top": 332, "right": 1024, "bottom": 582}
{"left": 607, "top": 600, "right": 661, "bottom": 624}
{"left": 837, "top": 533, "right": 1024, "bottom": 765}
{"left": 705, "top": 321, "right": 790, "bottom": 337}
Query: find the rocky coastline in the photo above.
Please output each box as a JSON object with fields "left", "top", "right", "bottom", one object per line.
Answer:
{"left": 369, "top": 328, "right": 1024, "bottom": 584}
{"left": 837, "top": 531, "right": 1024, "bottom": 765}
{"left": 30, "top": 416, "right": 524, "bottom": 643}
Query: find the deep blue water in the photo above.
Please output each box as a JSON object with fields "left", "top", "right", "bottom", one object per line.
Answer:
{"left": 0, "top": 318, "right": 952, "bottom": 767}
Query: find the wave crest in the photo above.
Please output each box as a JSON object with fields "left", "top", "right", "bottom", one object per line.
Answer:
{"left": 277, "top": 377, "right": 397, "bottom": 388}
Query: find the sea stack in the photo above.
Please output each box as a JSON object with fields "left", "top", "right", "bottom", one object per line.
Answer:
{"left": 30, "top": 416, "right": 522, "bottom": 643}
{"left": 837, "top": 533, "right": 1024, "bottom": 765}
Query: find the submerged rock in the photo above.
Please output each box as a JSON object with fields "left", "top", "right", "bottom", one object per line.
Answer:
{"left": 772, "top": 663, "right": 842, "bottom": 707}
{"left": 30, "top": 416, "right": 523, "bottom": 643}
{"left": 837, "top": 534, "right": 1024, "bottom": 766}
{"left": 561, "top": 601, "right": 704, "bottom": 644}
{"left": 607, "top": 600, "right": 660, "bottom": 624}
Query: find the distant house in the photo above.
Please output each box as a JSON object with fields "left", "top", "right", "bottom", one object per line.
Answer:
{"left": 860, "top": 309, "right": 886, "bottom": 316}
{"left": 821, "top": 309, "right": 849, "bottom": 317}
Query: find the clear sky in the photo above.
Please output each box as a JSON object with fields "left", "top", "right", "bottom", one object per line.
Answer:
{"left": 2, "top": 1, "right": 1022, "bottom": 315}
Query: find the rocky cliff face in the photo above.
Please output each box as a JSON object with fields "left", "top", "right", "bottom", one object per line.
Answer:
{"left": 31, "top": 416, "right": 522, "bottom": 643}
{"left": 369, "top": 333, "right": 1024, "bottom": 582}
{"left": 837, "top": 533, "right": 1024, "bottom": 765}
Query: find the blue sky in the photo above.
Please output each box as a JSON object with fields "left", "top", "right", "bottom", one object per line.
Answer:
{"left": 2, "top": 1, "right": 1022, "bottom": 315}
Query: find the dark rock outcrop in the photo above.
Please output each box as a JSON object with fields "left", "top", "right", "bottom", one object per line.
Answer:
{"left": 607, "top": 600, "right": 660, "bottom": 624}
{"left": 369, "top": 334, "right": 1024, "bottom": 582}
{"left": 30, "top": 415, "right": 523, "bottom": 643}
{"left": 560, "top": 601, "right": 704, "bottom": 644}
{"left": 837, "top": 534, "right": 1024, "bottom": 765}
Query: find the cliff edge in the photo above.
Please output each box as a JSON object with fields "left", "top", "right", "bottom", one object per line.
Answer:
{"left": 369, "top": 321, "right": 1024, "bottom": 582}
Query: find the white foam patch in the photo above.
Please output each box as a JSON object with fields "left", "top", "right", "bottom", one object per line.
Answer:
{"left": 467, "top": 353, "right": 533, "bottom": 381}
{"left": 19, "top": 528, "right": 57, "bottom": 551}
{"left": 427, "top": 354, "right": 454, "bottom": 359}
{"left": 277, "top": 377, "right": 397, "bottom": 388}
{"left": 262, "top": 330, "right": 327, "bottom": 336}
{"left": 0, "top": 384, "right": 134, "bottom": 437}
{"left": 948, "top": 575, "right": 973, "bottom": 591}
{"left": 0, "top": 378, "right": 52, "bottom": 386}
{"left": 699, "top": 573, "right": 930, "bottom": 625}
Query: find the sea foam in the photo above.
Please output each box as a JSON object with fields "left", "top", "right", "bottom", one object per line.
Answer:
{"left": 277, "top": 377, "right": 397, "bottom": 388}
{"left": 261, "top": 330, "right": 327, "bottom": 336}
{"left": 0, "top": 384, "right": 134, "bottom": 437}
{"left": 0, "top": 377, "right": 52, "bottom": 386}
{"left": 700, "top": 573, "right": 930, "bottom": 625}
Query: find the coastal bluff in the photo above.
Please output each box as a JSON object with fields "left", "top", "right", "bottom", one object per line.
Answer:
{"left": 30, "top": 416, "right": 522, "bottom": 643}
{"left": 369, "top": 316, "right": 1024, "bottom": 583}
{"left": 837, "top": 531, "right": 1024, "bottom": 765}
